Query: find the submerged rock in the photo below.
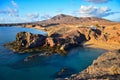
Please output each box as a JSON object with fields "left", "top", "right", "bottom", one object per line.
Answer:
{"left": 24, "top": 52, "right": 53, "bottom": 61}
{"left": 54, "top": 67, "right": 77, "bottom": 79}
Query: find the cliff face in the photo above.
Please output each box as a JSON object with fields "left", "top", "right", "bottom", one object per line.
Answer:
{"left": 16, "top": 32, "right": 46, "bottom": 48}
{"left": 6, "top": 22, "right": 120, "bottom": 53}
{"left": 72, "top": 24, "right": 120, "bottom": 51}
{"left": 5, "top": 30, "right": 87, "bottom": 53}
{"left": 66, "top": 50, "right": 120, "bottom": 80}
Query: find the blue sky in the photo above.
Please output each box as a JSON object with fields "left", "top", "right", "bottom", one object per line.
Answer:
{"left": 0, "top": 0, "right": 120, "bottom": 23}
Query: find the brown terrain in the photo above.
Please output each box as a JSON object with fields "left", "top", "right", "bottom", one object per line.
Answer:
{"left": 65, "top": 51, "right": 120, "bottom": 80}
{"left": 26, "top": 14, "right": 120, "bottom": 50}
{"left": 5, "top": 14, "right": 120, "bottom": 79}
{"left": 38, "top": 14, "right": 115, "bottom": 25}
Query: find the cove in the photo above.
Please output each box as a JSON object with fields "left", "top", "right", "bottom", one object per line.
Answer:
{"left": 0, "top": 26, "right": 106, "bottom": 80}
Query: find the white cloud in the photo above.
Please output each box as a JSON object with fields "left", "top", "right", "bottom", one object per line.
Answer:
{"left": 84, "top": 0, "right": 111, "bottom": 3}
{"left": 79, "top": 5, "right": 117, "bottom": 17}
{"left": 0, "top": 0, "right": 21, "bottom": 23}
{"left": 0, "top": 0, "right": 40, "bottom": 23}
{"left": 0, "top": 0, "right": 19, "bottom": 17}
{"left": 0, "top": 7, "right": 18, "bottom": 17}
{"left": 11, "top": 0, "right": 18, "bottom": 8}
{"left": 0, "top": 16, "right": 32, "bottom": 23}
{"left": 0, "top": 18, "right": 4, "bottom": 21}
{"left": 27, "top": 13, "right": 39, "bottom": 21}
{"left": 7, "top": 7, "right": 19, "bottom": 17}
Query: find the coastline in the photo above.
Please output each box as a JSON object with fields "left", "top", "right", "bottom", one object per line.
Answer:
{"left": 84, "top": 40, "right": 120, "bottom": 51}
{"left": 66, "top": 50, "right": 120, "bottom": 80}
{"left": 1, "top": 22, "right": 120, "bottom": 80}
{"left": 65, "top": 41, "right": 120, "bottom": 80}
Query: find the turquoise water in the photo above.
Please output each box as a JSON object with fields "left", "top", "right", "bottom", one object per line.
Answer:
{"left": 0, "top": 26, "right": 106, "bottom": 80}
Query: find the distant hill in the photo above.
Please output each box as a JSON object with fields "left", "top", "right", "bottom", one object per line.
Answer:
{"left": 38, "top": 14, "right": 116, "bottom": 25}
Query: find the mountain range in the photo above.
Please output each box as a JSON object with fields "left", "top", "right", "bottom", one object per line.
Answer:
{"left": 38, "top": 14, "right": 117, "bottom": 25}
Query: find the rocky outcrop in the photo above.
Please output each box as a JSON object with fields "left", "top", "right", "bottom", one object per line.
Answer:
{"left": 46, "top": 37, "right": 56, "bottom": 47}
{"left": 5, "top": 30, "right": 87, "bottom": 54}
{"left": 5, "top": 32, "right": 48, "bottom": 53}
{"left": 52, "top": 30, "right": 87, "bottom": 50}
{"left": 54, "top": 68, "right": 77, "bottom": 79}
{"left": 66, "top": 50, "right": 120, "bottom": 80}
{"left": 15, "top": 32, "right": 46, "bottom": 48}
{"left": 77, "top": 27, "right": 102, "bottom": 42}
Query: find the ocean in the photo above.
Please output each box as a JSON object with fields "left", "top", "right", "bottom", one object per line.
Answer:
{"left": 0, "top": 26, "right": 106, "bottom": 80}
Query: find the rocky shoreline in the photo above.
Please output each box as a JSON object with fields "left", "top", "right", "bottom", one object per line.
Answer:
{"left": 4, "top": 24, "right": 120, "bottom": 79}
{"left": 3, "top": 14, "right": 120, "bottom": 79}
{"left": 4, "top": 30, "right": 85, "bottom": 55}
{"left": 65, "top": 50, "right": 120, "bottom": 80}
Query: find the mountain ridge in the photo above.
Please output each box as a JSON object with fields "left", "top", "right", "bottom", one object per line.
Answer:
{"left": 38, "top": 14, "right": 116, "bottom": 25}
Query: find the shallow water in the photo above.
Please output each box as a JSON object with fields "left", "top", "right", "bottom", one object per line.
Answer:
{"left": 0, "top": 26, "right": 106, "bottom": 80}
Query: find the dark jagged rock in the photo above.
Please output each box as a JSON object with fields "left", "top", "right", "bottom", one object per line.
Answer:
{"left": 4, "top": 32, "right": 64, "bottom": 54}
{"left": 15, "top": 32, "right": 46, "bottom": 48}
{"left": 54, "top": 67, "right": 77, "bottom": 79}
{"left": 5, "top": 30, "right": 87, "bottom": 55}
{"left": 5, "top": 32, "right": 47, "bottom": 53}
{"left": 46, "top": 30, "right": 87, "bottom": 51}
{"left": 24, "top": 52, "right": 51, "bottom": 62}
{"left": 59, "top": 30, "right": 86, "bottom": 50}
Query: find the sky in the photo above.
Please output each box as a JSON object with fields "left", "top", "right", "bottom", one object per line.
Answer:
{"left": 0, "top": 0, "right": 120, "bottom": 23}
